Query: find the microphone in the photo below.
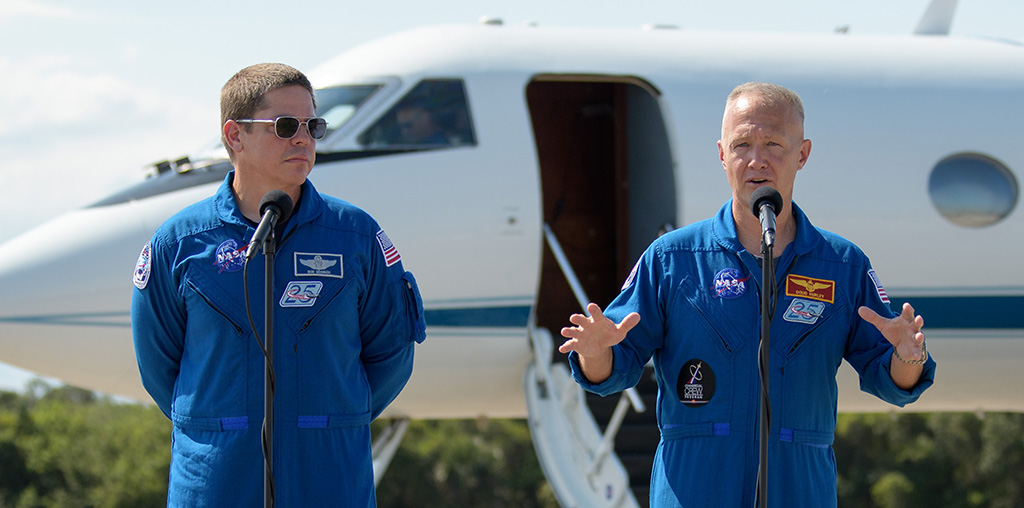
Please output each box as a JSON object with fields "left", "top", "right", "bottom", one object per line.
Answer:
{"left": 245, "top": 190, "right": 294, "bottom": 260}
{"left": 750, "top": 186, "right": 783, "bottom": 248}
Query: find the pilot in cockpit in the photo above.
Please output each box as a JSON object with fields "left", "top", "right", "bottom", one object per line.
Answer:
{"left": 396, "top": 99, "right": 449, "bottom": 145}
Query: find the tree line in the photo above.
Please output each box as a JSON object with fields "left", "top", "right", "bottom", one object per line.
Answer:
{"left": 0, "top": 381, "right": 1021, "bottom": 507}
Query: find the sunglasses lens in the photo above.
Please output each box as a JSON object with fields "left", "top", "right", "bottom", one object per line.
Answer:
{"left": 309, "top": 118, "right": 328, "bottom": 140}
{"left": 275, "top": 117, "right": 301, "bottom": 138}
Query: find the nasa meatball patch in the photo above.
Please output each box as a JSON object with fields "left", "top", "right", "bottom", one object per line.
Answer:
{"left": 677, "top": 359, "right": 716, "bottom": 407}
{"left": 713, "top": 267, "right": 748, "bottom": 299}
{"left": 133, "top": 242, "right": 152, "bottom": 290}
{"left": 214, "top": 238, "right": 247, "bottom": 273}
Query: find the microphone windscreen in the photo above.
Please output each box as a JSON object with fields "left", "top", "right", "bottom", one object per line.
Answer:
{"left": 259, "top": 190, "right": 294, "bottom": 224}
{"left": 750, "top": 186, "right": 783, "bottom": 218}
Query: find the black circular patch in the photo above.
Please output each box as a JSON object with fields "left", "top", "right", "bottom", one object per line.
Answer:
{"left": 677, "top": 359, "right": 716, "bottom": 407}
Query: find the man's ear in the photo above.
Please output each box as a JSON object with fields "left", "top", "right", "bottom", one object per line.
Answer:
{"left": 797, "top": 138, "right": 812, "bottom": 170}
{"left": 223, "top": 120, "right": 244, "bottom": 154}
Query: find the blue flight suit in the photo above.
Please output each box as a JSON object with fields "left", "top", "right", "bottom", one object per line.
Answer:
{"left": 131, "top": 172, "right": 426, "bottom": 507}
{"left": 569, "top": 201, "right": 935, "bottom": 507}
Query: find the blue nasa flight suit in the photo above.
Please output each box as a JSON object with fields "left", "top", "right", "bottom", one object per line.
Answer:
{"left": 131, "top": 172, "right": 426, "bottom": 507}
{"left": 570, "top": 201, "right": 935, "bottom": 508}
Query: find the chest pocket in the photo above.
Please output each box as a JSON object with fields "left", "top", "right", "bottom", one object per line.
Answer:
{"left": 775, "top": 291, "right": 852, "bottom": 437}
{"left": 657, "top": 276, "right": 752, "bottom": 438}
{"left": 290, "top": 278, "right": 371, "bottom": 420}
{"left": 772, "top": 291, "right": 850, "bottom": 361}
{"left": 176, "top": 267, "right": 251, "bottom": 419}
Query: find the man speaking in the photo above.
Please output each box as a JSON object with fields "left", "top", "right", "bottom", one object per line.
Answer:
{"left": 558, "top": 82, "right": 935, "bottom": 507}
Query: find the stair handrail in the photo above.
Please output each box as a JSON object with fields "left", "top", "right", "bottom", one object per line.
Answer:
{"left": 542, "top": 223, "right": 646, "bottom": 414}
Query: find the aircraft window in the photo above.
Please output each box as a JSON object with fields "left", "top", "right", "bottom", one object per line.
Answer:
{"left": 315, "top": 84, "right": 383, "bottom": 135}
{"left": 928, "top": 153, "right": 1018, "bottom": 227}
{"left": 357, "top": 79, "right": 476, "bottom": 149}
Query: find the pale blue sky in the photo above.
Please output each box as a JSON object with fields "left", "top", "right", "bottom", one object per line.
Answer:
{"left": 1, "top": 0, "right": 1021, "bottom": 392}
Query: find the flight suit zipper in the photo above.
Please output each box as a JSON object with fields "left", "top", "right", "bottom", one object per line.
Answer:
{"left": 185, "top": 280, "right": 245, "bottom": 334}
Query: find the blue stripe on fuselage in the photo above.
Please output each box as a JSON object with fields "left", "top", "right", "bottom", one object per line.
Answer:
{"left": 0, "top": 296, "right": 1020, "bottom": 330}
{"left": 888, "top": 294, "right": 1024, "bottom": 329}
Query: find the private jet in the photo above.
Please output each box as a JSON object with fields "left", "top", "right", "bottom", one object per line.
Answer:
{"left": 0, "top": 0, "right": 1021, "bottom": 505}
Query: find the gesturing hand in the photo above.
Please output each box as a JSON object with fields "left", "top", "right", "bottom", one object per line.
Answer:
{"left": 858, "top": 302, "right": 926, "bottom": 362}
{"left": 558, "top": 303, "right": 640, "bottom": 357}
{"left": 858, "top": 302, "right": 927, "bottom": 390}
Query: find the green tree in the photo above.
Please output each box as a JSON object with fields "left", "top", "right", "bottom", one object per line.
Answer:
{"left": 4, "top": 381, "right": 1024, "bottom": 508}
{"left": 0, "top": 384, "right": 170, "bottom": 508}
{"left": 374, "top": 418, "right": 558, "bottom": 508}
{"left": 835, "top": 412, "right": 1024, "bottom": 508}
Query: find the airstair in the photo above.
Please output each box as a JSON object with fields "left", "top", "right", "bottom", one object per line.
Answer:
{"left": 371, "top": 418, "right": 410, "bottom": 486}
{"left": 524, "top": 224, "right": 659, "bottom": 508}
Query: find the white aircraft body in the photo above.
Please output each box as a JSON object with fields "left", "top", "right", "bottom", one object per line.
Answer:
{"left": 1, "top": 3, "right": 1022, "bottom": 505}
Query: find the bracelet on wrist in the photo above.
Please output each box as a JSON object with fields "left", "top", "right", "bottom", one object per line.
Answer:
{"left": 893, "top": 342, "right": 927, "bottom": 365}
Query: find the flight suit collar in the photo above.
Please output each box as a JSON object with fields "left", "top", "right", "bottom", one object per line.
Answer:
{"left": 711, "top": 199, "right": 822, "bottom": 257}
{"left": 212, "top": 171, "right": 325, "bottom": 234}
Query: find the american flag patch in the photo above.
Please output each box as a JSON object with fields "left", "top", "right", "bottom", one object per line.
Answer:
{"left": 376, "top": 229, "right": 401, "bottom": 267}
{"left": 867, "top": 269, "right": 890, "bottom": 304}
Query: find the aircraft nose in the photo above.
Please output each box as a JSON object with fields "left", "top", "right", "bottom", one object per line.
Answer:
{"left": 0, "top": 203, "right": 149, "bottom": 321}
{"left": 0, "top": 202, "right": 153, "bottom": 397}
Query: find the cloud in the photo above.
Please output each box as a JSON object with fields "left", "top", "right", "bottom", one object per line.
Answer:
{"left": 0, "top": 0, "right": 78, "bottom": 24}
{"left": 0, "top": 56, "right": 179, "bottom": 137}
{"left": 0, "top": 55, "right": 217, "bottom": 240}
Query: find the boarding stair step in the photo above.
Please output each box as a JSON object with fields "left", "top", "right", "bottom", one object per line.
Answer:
{"left": 585, "top": 365, "right": 660, "bottom": 508}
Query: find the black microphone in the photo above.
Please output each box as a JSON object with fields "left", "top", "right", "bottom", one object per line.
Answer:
{"left": 750, "top": 186, "right": 783, "bottom": 249}
{"left": 245, "top": 190, "right": 294, "bottom": 260}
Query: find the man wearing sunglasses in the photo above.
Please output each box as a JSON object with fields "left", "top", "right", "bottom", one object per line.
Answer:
{"left": 131, "top": 63, "right": 426, "bottom": 507}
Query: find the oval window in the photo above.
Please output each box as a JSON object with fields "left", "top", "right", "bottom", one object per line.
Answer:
{"left": 928, "top": 153, "right": 1018, "bottom": 227}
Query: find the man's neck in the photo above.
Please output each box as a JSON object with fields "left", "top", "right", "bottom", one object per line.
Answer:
{"left": 733, "top": 200, "right": 796, "bottom": 258}
{"left": 231, "top": 174, "right": 302, "bottom": 223}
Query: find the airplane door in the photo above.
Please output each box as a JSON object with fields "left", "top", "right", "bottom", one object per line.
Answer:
{"left": 527, "top": 76, "right": 675, "bottom": 336}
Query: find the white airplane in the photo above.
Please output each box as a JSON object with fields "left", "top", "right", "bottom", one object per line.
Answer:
{"left": 1, "top": 0, "right": 1022, "bottom": 505}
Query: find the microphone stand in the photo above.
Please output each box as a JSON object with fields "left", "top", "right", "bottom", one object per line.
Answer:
{"left": 263, "top": 229, "right": 277, "bottom": 508}
{"left": 756, "top": 229, "right": 774, "bottom": 508}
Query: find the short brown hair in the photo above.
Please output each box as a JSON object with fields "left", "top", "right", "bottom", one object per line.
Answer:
{"left": 220, "top": 63, "right": 315, "bottom": 161}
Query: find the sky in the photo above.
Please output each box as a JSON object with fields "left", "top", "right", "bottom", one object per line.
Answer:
{"left": 1, "top": 0, "right": 1022, "bottom": 392}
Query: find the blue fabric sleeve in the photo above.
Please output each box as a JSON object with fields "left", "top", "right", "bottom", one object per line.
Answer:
{"left": 131, "top": 234, "right": 186, "bottom": 419}
{"left": 844, "top": 263, "right": 936, "bottom": 407}
{"left": 358, "top": 229, "right": 426, "bottom": 419}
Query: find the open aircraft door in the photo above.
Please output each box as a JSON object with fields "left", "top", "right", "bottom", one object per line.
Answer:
{"left": 523, "top": 76, "right": 675, "bottom": 507}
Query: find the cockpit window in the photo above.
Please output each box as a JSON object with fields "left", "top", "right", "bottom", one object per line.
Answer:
{"left": 928, "top": 153, "right": 1018, "bottom": 227}
{"left": 357, "top": 79, "right": 476, "bottom": 149}
{"left": 315, "top": 84, "right": 383, "bottom": 135}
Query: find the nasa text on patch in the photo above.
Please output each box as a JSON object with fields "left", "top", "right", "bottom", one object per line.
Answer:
{"left": 294, "top": 252, "right": 343, "bottom": 279}
{"left": 713, "top": 267, "right": 748, "bottom": 299}
{"left": 214, "top": 238, "right": 247, "bottom": 274}
{"left": 785, "top": 274, "right": 835, "bottom": 304}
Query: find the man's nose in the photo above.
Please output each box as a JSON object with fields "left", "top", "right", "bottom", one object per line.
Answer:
{"left": 747, "top": 146, "right": 769, "bottom": 169}
{"left": 292, "top": 124, "right": 313, "bottom": 146}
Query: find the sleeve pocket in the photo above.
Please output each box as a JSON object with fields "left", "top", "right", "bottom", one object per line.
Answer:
{"left": 401, "top": 271, "right": 427, "bottom": 344}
